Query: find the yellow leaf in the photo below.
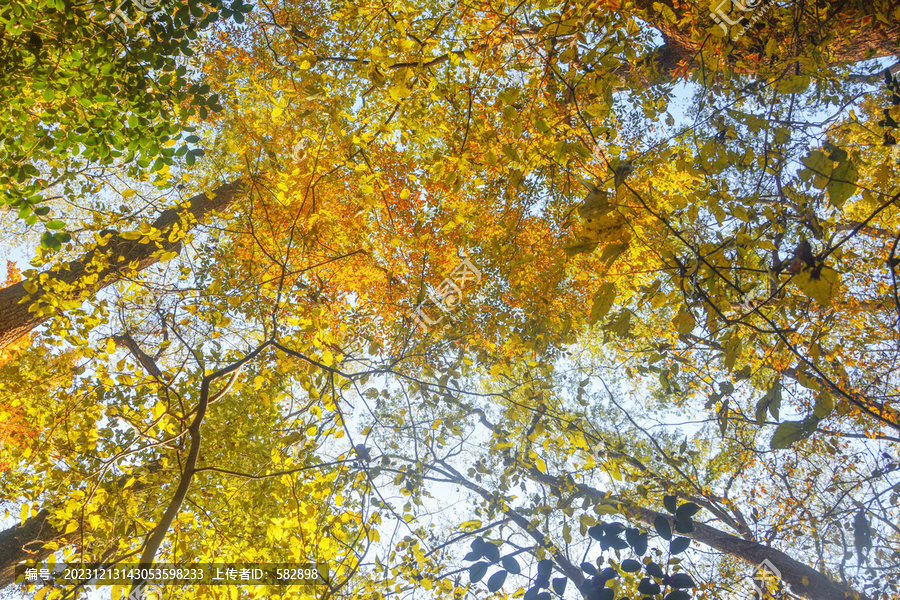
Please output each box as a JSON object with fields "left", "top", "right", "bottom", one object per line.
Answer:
{"left": 535, "top": 458, "right": 547, "bottom": 473}
{"left": 321, "top": 348, "right": 334, "bottom": 366}
{"left": 793, "top": 267, "right": 840, "bottom": 306}
{"left": 122, "top": 189, "right": 136, "bottom": 198}
{"left": 119, "top": 231, "right": 142, "bottom": 240}
{"left": 20, "top": 503, "right": 29, "bottom": 524}
{"left": 459, "top": 520, "right": 482, "bottom": 531}
{"left": 106, "top": 338, "right": 116, "bottom": 354}
{"left": 153, "top": 402, "right": 166, "bottom": 419}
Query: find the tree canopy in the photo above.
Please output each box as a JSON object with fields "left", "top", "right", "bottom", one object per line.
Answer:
{"left": 1, "top": 1, "right": 898, "bottom": 600}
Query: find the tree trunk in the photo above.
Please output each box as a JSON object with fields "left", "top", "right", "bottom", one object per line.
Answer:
{"left": 0, "top": 462, "right": 169, "bottom": 589}
{"left": 0, "top": 510, "right": 73, "bottom": 588}
{"left": 628, "top": 0, "right": 900, "bottom": 84}
{"left": 527, "top": 469, "right": 868, "bottom": 600}
{"left": 0, "top": 179, "right": 247, "bottom": 351}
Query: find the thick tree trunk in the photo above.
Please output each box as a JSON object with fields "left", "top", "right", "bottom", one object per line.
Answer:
{"left": 628, "top": 0, "right": 900, "bottom": 84}
{"left": 621, "top": 503, "right": 867, "bottom": 600}
{"left": 0, "top": 510, "right": 73, "bottom": 588}
{"left": 0, "top": 462, "right": 170, "bottom": 589}
{"left": 527, "top": 469, "right": 868, "bottom": 600}
{"left": 0, "top": 179, "right": 246, "bottom": 351}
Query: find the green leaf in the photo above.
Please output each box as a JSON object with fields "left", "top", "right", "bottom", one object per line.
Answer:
{"left": 590, "top": 283, "right": 616, "bottom": 324}
{"left": 813, "top": 392, "right": 834, "bottom": 419}
{"left": 621, "top": 559, "right": 641, "bottom": 573}
{"left": 482, "top": 543, "right": 500, "bottom": 563}
{"left": 776, "top": 74, "right": 811, "bottom": 94}
{"left": 40, "top": 231, "right": 57, "bottom": 249}
{"left": 486, "top": 570, "right": 507, "bottom": 592}
{"left": 668, "top": 573, "right": 696, "bottom": 588}
{"left": 663, "top": 495, "right": 677, "bottom": 514}
{"left": 770, "top": 416, "right": 821, "bottom": 450}
{"left": 638, "top": 577, "right": 662, "bottom": 595}
{"left": 551, "top": 577, "right": 567, "bottom": 595}
{"left": 501, "top": 556, "right": 520, "bottom": 574}
{"left": 563, "top": 237, "right": 599, "bottom": 256}
{"left": 675, "top": 503, "right": 700, "bottom": 520}
{"left": 673, "top": 305, "right": 696, "bottom": 336}
{"left": 673, "top": 518, "right": 694, "bottom": 534}
{"left": 645, "top": 561, "right": 664, "bottom": 578}
{"left": 669, "top": 536, "right": 690, "bottom": 554}
{"left": 827, "top": 159, "right": 858, "bottom": 207}
{"left": 755, "top": 379, "right": 782, "bottom": 424}
{"left": 469, "top": 562, "right": 489, "bottom": 583}
{"left": 654, "top": 515, "right": 671, "bottom": 540}
{"left": 625, "top": 528, "right": 648, "bottom": 555}
{"left": 45, "top": 220, "right": 65, "bottom": 230}
{"left": 599, "top": 240, "right": 628, "bottom": 265}
{"left": 537, "top": 559, "right": 553, "bottom": 579}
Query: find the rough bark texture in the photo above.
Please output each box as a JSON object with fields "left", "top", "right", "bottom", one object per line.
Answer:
{"left": 528, "top": 469, "right": 868, "bottom": 600}
{"left": 0, "top": 509, "right": 73, "bottom": 588}
{"left": 621, "top": 504, "right": 868, "bottom": 600}
{"left": 629, "top": 0, "right": 900, "bottom": 84}
{"left": 0, "top": 179, "right": 246, "bottom": 351}
{"left": 0, "top": 463, "right": 168, "bottom": 590}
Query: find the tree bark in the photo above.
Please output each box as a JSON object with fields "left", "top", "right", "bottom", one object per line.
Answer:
{"left": 527, "top": 469, "right": 868, "bottom": 600}
{"left": 0, "top": 179, "right": 247, "bottom": 351}
{"left": 0, "top": 509, "right": 74, "bottom": 588}
{"left": 627, "top": 0, "right": 900, "bottom": 85}
{"left": 0, "top": 460, "right": 171, "bottom": 589}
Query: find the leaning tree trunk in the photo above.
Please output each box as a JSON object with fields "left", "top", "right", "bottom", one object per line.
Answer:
{"left": 0, "top": 510, "right": 74, "bottom": 588}
{"left": 0, "top": 179, "right": 247, "bottom": 351}
{"left": 625, "top": 0, "right": 900, "bottom": 84}
{"left": 527, "top": 469, "right": 869, "bottom": 600}
{"left": 0, "top": 462, "right": 168, "bottom": 589}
